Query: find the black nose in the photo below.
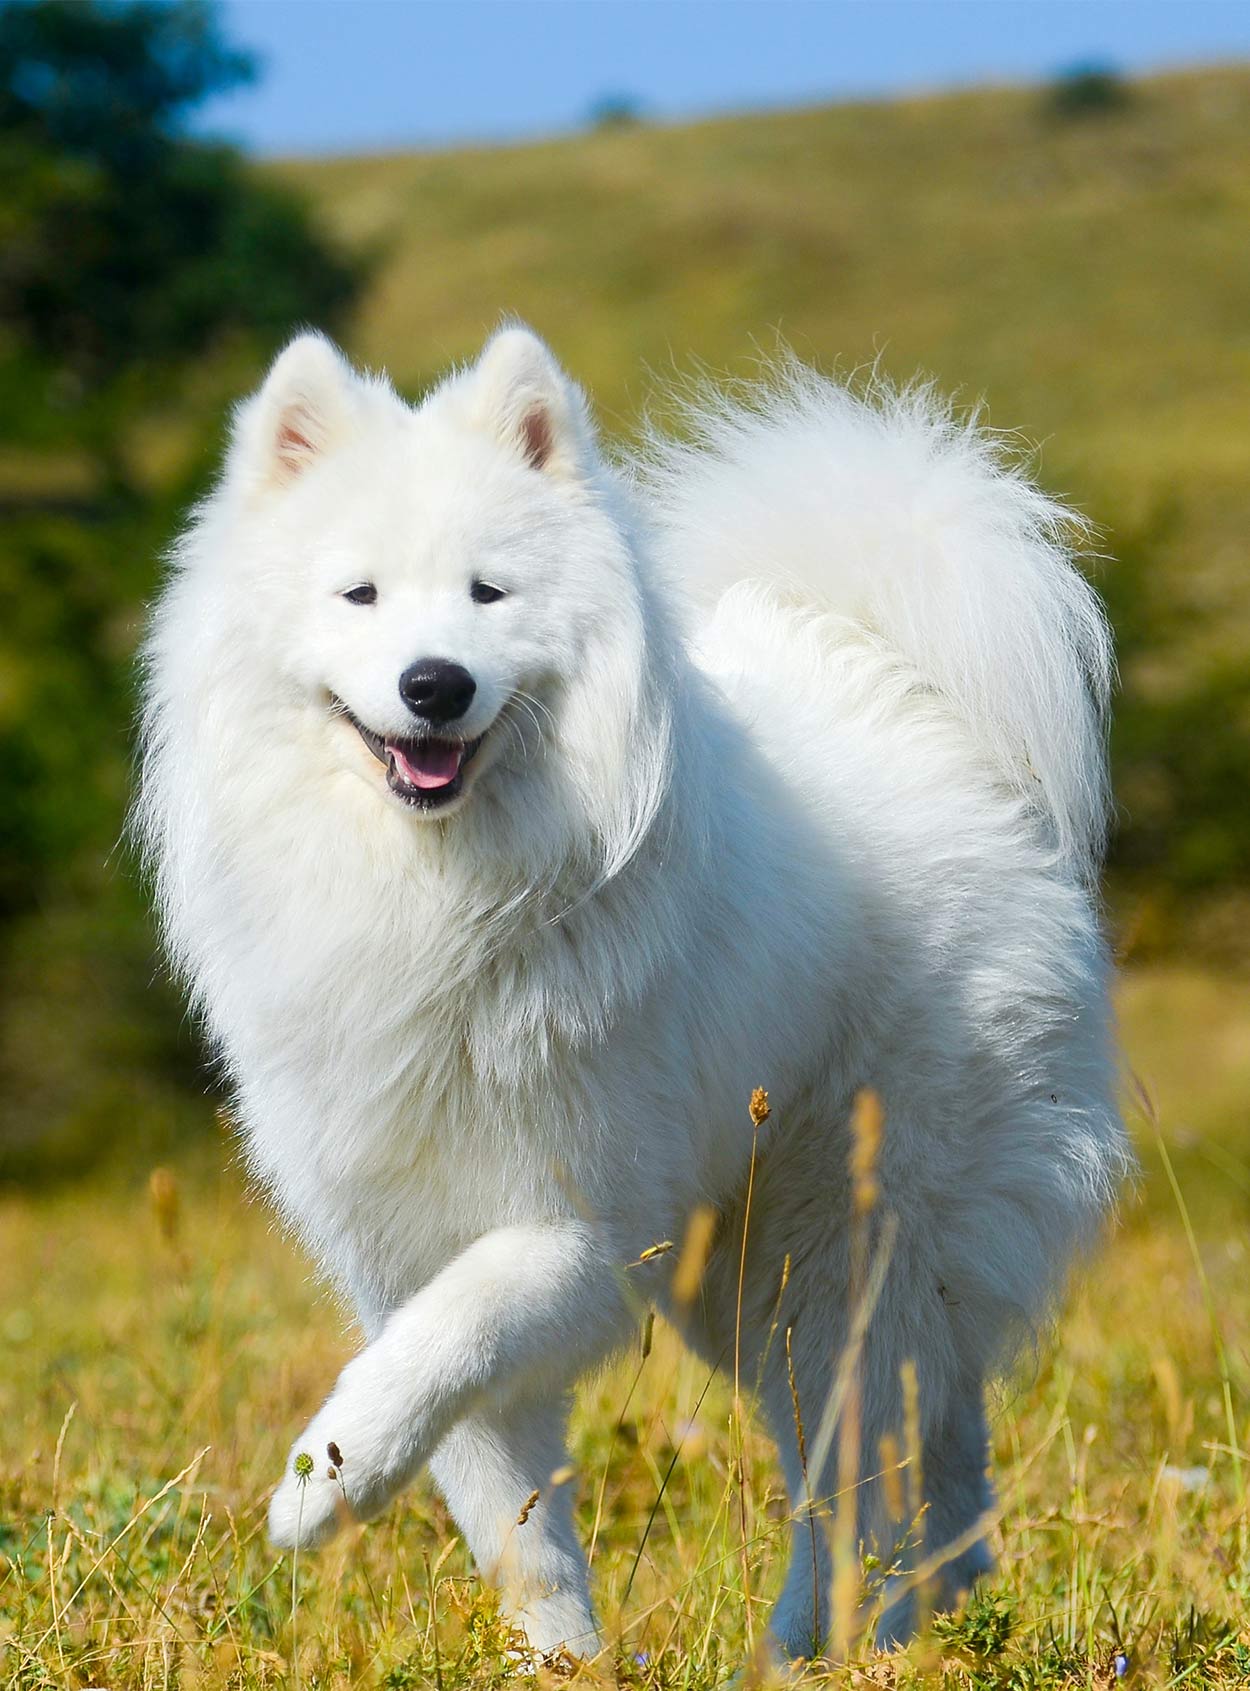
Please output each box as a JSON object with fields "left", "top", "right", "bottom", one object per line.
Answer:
{"left": 398, "top": 659, "right": 477, "bottom": 724}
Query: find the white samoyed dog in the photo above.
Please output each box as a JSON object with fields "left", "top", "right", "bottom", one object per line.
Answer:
{"left": 137, "top": 325, "right": 1130, "bottom": 1659}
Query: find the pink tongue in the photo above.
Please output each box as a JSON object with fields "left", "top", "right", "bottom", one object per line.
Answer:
{"left": 388, "top": 740, "right": 464, "bottom": 790}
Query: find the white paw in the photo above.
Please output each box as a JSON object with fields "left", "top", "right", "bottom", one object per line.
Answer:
{"left": 268, "top": 1445, "right": 355, "bottom": 1548}
{"left": 507, "top": 1599, "right": 602, "bottom": 1662}
{"left": 267, "top": 1374, "right": 416, "bottom": 1549}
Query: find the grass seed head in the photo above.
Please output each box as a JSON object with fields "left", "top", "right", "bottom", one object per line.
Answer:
{"left": 672, "top": 1204, "right": 717, "bottom": 1305}
{"left": 879, "top": 1432, "right": 905, "bottom": 1522}
{"left": 516, "top": 1488, "right": 541, "bottom": 1526}
{"left": 147, "top": 1166, "right": 180, "bottom": 1244}
{"left": 850, "top": 1088, "right": 884, "bottom": 1214}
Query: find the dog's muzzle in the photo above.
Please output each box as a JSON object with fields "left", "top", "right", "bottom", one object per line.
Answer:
{"left": 334, "top": 701, "right": 484, "bottom": 811}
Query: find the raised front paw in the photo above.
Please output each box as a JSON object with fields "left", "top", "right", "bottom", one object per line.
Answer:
{"left": 268, "top": 1441, "right": 356, "bottom": 1548}
{"left": 267, "top": 1368, "right": 418, "bottom": 1550}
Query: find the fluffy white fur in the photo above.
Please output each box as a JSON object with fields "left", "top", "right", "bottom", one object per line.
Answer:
{"left": 137, "top": 325, "right": 1131, "bottom": 1659}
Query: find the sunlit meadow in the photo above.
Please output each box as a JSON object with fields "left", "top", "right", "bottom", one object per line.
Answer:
{"left": 3, "top": 965, "right": 1248, "bottom": 1688}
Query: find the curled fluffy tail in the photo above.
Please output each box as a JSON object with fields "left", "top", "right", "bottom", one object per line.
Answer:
{"left": 641, "top": 366, "right": 1113, "bottom": 875}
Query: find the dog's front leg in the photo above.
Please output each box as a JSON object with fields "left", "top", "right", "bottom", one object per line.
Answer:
{"left": 268, "top": 1220, "right": 626, "bottom": 1551}
{"left": 430, "top": 1391, "right": 600, "bottom": 1658}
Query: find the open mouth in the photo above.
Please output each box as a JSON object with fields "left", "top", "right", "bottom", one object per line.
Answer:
{"left": 334, "top": 702, "right": 483, "bottom": 810}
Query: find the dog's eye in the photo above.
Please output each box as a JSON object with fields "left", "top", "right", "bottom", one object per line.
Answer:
{"left": 342, "top": 583, "right": 378, "bottom": 606}
{"left": 470, "top": 580, "right": 507, "bottom": 606}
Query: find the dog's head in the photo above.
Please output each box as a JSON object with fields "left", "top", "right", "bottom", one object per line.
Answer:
{"left": 217, "top": 325, "right": 676, "bottom": 879}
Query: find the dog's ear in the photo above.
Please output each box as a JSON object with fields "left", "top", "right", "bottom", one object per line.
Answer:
{"left": 231, "top": 333, "right": 361, "bottom": 491}
{"left": 463, "top": 325, "right": 595, "bottom": 479}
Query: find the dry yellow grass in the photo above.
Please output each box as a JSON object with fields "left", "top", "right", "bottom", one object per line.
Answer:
{"left": 2, "top": 963, "right": 1248, "bottom": 1687}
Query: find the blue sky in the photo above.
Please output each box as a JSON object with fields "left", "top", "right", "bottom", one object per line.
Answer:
{"left": 200, "top": 1, "right": 1250, "bottom": 156}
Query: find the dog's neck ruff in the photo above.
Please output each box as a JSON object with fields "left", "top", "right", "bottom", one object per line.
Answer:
{"left": 163, "top": 675, "right": 706, "bottom": 1098}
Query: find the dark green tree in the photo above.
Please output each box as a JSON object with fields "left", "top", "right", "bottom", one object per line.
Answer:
{"left": 0, "top": 1, "right": 364, "bottom": 1180}
{"left": 0, "top": 0, "right": 360, "bottom": 475}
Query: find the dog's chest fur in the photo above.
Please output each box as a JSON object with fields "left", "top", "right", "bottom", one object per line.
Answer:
{"left": 217, "top": 814, "right": 712, "bottom": 1312}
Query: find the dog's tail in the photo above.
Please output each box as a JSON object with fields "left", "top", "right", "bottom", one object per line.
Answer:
{"left": 641, "top": 364, "right": 1113, "bottom": 876}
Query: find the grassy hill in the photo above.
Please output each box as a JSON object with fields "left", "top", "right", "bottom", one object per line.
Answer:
{"left": 273, "top": 63, "right": 1250, "bottom": 958}
{"left": 280, "top": 66, "right": 1249, "bottom": 518}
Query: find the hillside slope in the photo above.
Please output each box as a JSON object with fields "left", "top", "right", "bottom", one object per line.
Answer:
{"left": 279, "top": 68, "right": 1247, "bottom": 588}
{"left": 278, "top": 66, "right": 1250, "bottom": 955}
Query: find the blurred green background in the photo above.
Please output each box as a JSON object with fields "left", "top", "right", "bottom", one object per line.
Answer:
{"left": 1, "top": 0, "right": 1247, "bottom": 1184}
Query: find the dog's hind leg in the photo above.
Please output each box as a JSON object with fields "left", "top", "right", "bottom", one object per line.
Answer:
{"left": 874, "top": 1380, "right": 995, "bottom": 1647}
{"left": 756, "top": 1330, "right": 994, "bottom": 1657}
{"left": 430, "top": 1392, "right": 600, "bottom": 1660}
{"left": 694, "top": 1153, "right": 992, "bottom": 1660}
{"left": 758, "top": 1366, "right": 834, "bottom": 1660}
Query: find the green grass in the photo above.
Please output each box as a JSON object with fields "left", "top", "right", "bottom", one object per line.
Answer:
{"left": 3, "top": 964, "right": 1248, "bottom": 1688}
